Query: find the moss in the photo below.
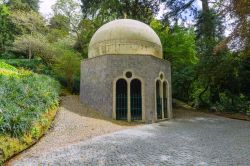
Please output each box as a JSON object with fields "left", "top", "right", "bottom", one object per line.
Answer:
{"left": 0, "top": 105, "right": 58, "bottom": 164}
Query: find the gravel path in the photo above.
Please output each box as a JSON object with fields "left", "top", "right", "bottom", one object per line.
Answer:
{"left": 6, "top": 95, "right": 134, "bottom": 165}
{"left": 8, "top": 105, "right": 250, "bottom": 166}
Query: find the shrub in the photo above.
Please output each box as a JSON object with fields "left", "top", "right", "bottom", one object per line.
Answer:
{"left": 1, "top": 59, "right": 53, "bottom": 75}
{"left": 0, "top": 51, "right": 25, "bottom": 59}
{"left": 51, "top": 39, "right": 81, "bottom": 93}
{"left": 53, "top": 50, "right": 81, "bottom": 92}
{"left": 0, "top": 61, "right": 17, "bottom": 71}
{"left": 215, "top": 92, "right": 250, "bottom": 114}
{"left": 0, "top": 62, "right": 60, "bottom": 137}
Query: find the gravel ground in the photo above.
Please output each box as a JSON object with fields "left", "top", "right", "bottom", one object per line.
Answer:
{"left": 6, "top": 95, "right": 135, "bottom": 165}
{"left": 7, "top": 103, "right": 250, "bottom": 166}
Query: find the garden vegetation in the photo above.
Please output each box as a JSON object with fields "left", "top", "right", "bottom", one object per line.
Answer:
{"left": 0, "top": 62, "right": 60, "bottom": 164}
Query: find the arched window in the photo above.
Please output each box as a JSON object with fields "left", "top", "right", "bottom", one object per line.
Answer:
{"left": 156, "top": 80, "right": 162, "bottom": 119}
{"left": 130, "top": 79, "right": 142, "bottom": 120}
{"left": 163, "top": 81, "right": 168, "bottom": 118}
{"left": 116, "top": 79, "right": 127, "bottom": 120}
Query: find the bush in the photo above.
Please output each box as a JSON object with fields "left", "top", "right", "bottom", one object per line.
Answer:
{"left": 0, "top": 61, "right": 17, "bottom": 71}
{"left": 215, "top": 93, "right": 250, "bottom": 114}
{"left": 50, "top": 39, "right": 81, "bottom": 93}
{"left": 53, "top": 50, "right": 81, "bottom": 93}
{"left": 0, "top": 62, "right": 60, "bottom": 137}
{"left": 0, "top": 51, "right": 25, "bottom": 59}
{"left": 1, "top": 59, "right": 53, "bottom": 75}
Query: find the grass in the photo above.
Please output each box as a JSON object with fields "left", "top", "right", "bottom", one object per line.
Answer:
{"left": 0, "top": 62, "right": 60, "bottom": 164}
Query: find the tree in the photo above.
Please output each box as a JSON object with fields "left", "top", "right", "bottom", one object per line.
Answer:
{"left": 0, "top": 4, "right": 15, "bottom": 52}
{"left": 151, "top": 19, "right": 198, "bottom": 101}
{"left": 75, "top": 18, "right": 101, "bottom": 57}
{"left": 195, "top": 0, "right": 228, "bottom": 105}
{"left": 215, "top": 0, "right": 250, "bottom": 55}
{"left": 52, "top": 0, "right": 82, "bottom": 34}
{"left": 4, "top": 0, "right": 39, "bottom": 11}
{"left": 47, "top": 14, "right": 71, "bottom": 42}
{"left": 12, "top": 33, "right": 49, "bottom": 60}
{"left": 151, "top": 20, "right": 197, "bottom": 67}
{"left": 49, "top": 14, "right": 70, "bottom": 33}
{"left": 162, "top": 0, "right": 250, "bottom": 54}
{"left": 51, "top": 37, "right": 82, "bottom": 92}
{"left": 161, "top": 0, "right": 197, "bottom": 24}
{"left": 80, "top": 0, "right": 160, "bottom": 24}
{"left": 10, "top": 10, "right": 46, "bottom": 35}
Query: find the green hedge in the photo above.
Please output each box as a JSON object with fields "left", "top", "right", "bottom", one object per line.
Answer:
{"left": 0, "top": 62, "right": 60, "bottom": 137}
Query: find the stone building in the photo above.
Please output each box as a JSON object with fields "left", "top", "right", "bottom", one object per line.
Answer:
{"left": 80, "top": 19, "right": 172, "bottom": 123}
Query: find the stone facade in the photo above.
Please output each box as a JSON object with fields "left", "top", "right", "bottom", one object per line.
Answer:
{"left": 80, "top": 54, "right": 172, "bottom": 123}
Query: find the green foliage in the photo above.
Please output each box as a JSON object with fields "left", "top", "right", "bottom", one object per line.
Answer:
{"left": 0, "top": 106, "right": 58, "bottom": 164}
{"left": 51, "top": 41, "right": 81, "bottom": 92}
{"left": 80, "top": 0, "right": 160, "bottom": 23}
{"left": 239, "top": 55, "right": 250, "bottom": 98}
{"left": 216, "top": 93, "right": 250, "bottom": 114}
{"left": 12, "top": 33, "right": 49, "bottom": 60}
{"left": 0, "top": 61, "right": 17, "bottom": 71}
{"left": 0, "top": 62, "right": 60, "bottom": 137}
{"left": 2, "top": 59, "right": 53, "bottom": 75}
{"left": 10, "top": 10, "right": 47, "bottom": 35}
{"left": 151, "top": 20, "right": 198, "bottom": 102}
{"left": 75, "top": 19, "right": 101, "bottom": 57}
{"left": 0, "top": 51, "right": 25, "bottom": 59}
{"left": 52, "top": 0, "right": 82, "bottom": 33}
{"left": 49, "top": 14, "right": 70, "bottom": 32}
{"left": 47, "top": 29, "right": 69, "bottom": 43}
{"left": 5, "top": 0, "right": 40, "bottom": 11}
{"left": 47, "top": 14, "right": 70, "bottom": 42}
{"left": 151, "top": 20, "right": 198, "bottom": 68}
{"left": 0, "top": 4, "right": 15, "bottom": 52}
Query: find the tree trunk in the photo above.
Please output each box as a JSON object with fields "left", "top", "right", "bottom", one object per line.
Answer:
{"left": 199, "top": 85, "right": 208, "bottom": 107}
{"left": 201, "top": 0, "right": 209, "bottom": 13}
{"left": 200, "top": 0, "right": 213, "bottom": 40}
{"left": 209, "top": 85, "right": 220, "bottom": 104}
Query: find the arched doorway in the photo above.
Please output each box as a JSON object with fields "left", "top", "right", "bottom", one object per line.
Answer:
{"left": 156, "top": 80, "right": 162, "bottom": 119}
{"left": 163, "top": 81, "right": 168, "bottom": 118}
{"left": 116, "top": 79, "right": 127, "bottom": 120}
{"left": 130, "top": 79, "right": 142, "bottom": 120}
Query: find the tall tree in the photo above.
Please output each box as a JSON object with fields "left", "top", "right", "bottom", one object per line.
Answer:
{"left": 47, "top": 14, "right": 71, "bottom": 42}
{"left": 0, "top": 4, "right": 15, "bottom": 52}
{"left": 10, "top": 10, "right": 46, "bottom": 35}
{"left": 52, "top": 0, "right": 82, "bottom": 34}
{"left": 151, "top": 19, "right": 197, "bottom": 101}
{"left": 80, "top": 0, "right": 160, "bottom": 24}
{"left": 5, "top": 0, "right": 39, "bottom": 11}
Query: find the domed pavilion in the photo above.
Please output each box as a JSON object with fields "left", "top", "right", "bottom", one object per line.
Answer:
{"left": 80, "top": 19, "right": 172, "bottom": 123}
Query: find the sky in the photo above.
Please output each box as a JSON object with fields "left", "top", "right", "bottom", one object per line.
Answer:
{"left": 39, "top": 0, "right": 57, "bottom": 17}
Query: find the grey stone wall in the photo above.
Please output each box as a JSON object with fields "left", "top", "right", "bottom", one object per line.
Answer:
{"left": 80, "top": 55, "right": 172, "bottom": 122}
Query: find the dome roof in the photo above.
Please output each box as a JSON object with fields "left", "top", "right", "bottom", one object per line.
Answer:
{"left": 88, "top": 19, "right": 162, "bottom": 59}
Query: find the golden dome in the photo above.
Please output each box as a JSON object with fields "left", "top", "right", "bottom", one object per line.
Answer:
{"left": 88, "top": 19, "right": 163, "bottom": 59}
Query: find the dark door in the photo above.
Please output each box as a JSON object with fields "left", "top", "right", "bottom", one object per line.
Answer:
{"left": 156, "top": 80, "right": 162, "bottom": 119}
{"left": 116, "top": 79, "right": 127, "bottom": 120}
{"left": 130, "top": 79, "right": 142, "bottom": 120}
{"left": 163, "top": 81, "right": 168, "bottom": 118}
